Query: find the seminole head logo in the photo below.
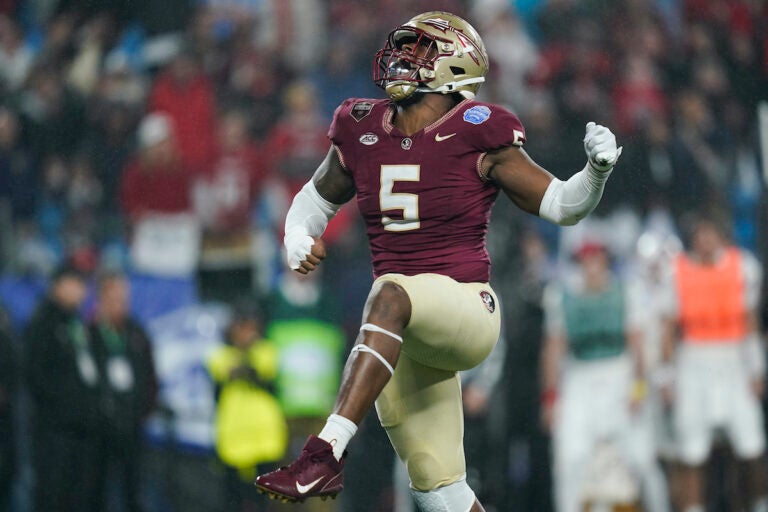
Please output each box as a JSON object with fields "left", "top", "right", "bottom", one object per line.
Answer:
{"left": 479, "top": 291, "right": 495, "bottom": 313}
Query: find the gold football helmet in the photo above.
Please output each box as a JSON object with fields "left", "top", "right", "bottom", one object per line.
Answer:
{"left": 373, "top": 11, "right": 489, "bottom": 101}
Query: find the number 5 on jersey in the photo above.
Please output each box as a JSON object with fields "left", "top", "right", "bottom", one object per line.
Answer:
{"left": 380, "top": 165, "right": 421, "bottom": 232}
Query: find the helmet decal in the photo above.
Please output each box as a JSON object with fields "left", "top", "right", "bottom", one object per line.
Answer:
{"left": 455, "top": 31, "right": 481, "bottom": 65}
{"left": 421, "top": 18, "right": 452, "bottom": 33}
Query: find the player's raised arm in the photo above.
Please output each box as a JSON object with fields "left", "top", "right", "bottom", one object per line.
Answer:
{"left": 283, "top": 146, "right": 355, "bottom": 274}
{"left": 487, "top": 122, "right": 622, "bottom": 225}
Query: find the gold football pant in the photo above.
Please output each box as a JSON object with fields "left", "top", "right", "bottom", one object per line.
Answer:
{"left": 372, "top": 273, "right": 501, "bottom": 491}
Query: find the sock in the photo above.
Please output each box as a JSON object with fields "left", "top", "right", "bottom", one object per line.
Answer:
{"left": 752, "top": 496, "right": 768, "bottom": 512}
{"left": 318, "top": 413, "right": 357, "bottom": 461}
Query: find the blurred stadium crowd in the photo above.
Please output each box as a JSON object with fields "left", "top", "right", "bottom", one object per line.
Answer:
{"left": 0, "top": 0, "right": 766, "bottom": 511}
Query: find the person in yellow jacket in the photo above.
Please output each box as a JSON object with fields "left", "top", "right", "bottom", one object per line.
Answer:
{"left": 208, "top": 301, "right": 288, "bottom": 512}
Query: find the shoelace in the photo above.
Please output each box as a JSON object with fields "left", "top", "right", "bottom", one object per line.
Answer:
{"left": 282, "top": 447, "right": 329, "bottom": 476}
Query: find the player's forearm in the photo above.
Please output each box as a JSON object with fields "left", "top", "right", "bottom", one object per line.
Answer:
{"left": 652, "top": 317, "right": 678, "bottom": 389}
{"left": 541, "top": 335, "right": 565, "bottom": 393}
{"left": 744, "top": 312, "right": 766, "bottom": 378}
{"left": 627, "top": 330, "right": 646, "bottom": 380}
{"left": 284, "top": 180, "right": 341, "bottom": 269}
{"left": 659, "top": 317, "right": 677, "bottom": 364}
{"left": 538, "top": 163, "right": 611, "bottom": 226}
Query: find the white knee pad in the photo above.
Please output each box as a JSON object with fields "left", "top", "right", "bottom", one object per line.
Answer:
{"left": 410, "top": 477, "right": 476, "bottom": 512}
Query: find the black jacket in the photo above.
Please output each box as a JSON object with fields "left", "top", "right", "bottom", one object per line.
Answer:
{"left": 24, "top": 299, "right": 101, "bottom": 435}
{"left": 89, "top": 317, "right": 157, "bottom": 440}
{"left": 0, "top": 306, "right": 17, "bottom": 482}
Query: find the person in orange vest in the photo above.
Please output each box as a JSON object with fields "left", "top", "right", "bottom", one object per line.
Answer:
{"left": 659, "top": 216, "right": 767, "bottom": 512}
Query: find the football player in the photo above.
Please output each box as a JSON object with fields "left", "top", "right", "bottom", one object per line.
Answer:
{"left": 255, "top": 11, "right": 621, "bottom": 512}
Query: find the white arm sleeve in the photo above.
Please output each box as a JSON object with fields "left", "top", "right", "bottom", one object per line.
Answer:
{"left": 538, "top": 163, "right": 612, "bottom": 226}
{"left": 284, "top": 180, "right": 342, "bottom": 269}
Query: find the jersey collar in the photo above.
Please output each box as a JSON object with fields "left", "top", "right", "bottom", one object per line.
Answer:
{"left": 382, "top": 98, "right": 471, "bottom": 135}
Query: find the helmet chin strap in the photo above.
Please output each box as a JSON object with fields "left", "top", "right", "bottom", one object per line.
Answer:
{"left": 416, "top": 76, "right": 486, "bottom": 96}
{"left": 386, "top": 76, "right": 485, "bottom": 101}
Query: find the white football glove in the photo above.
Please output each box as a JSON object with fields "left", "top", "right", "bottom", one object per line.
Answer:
{"left": 583, "top": 122, "right": 622, "bottom": 172}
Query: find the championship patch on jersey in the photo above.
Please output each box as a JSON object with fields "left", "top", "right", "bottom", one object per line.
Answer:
{"left": 350, "top": 102, "right": 373, "bottom": 122}
{"left": 359, "top": 132, "right": 379, "bottom": 145}
{"left": 463, "top": 105, "right": 491, "bottom": 125}
{"left": 479, "top": 290, "right": 495, "bottom": 313}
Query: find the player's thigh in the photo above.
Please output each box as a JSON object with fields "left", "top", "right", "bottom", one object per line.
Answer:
{"left": 622, "top": 406, "right": 658, "bottom": 472}
{"left": 554, "top": 388, "right": 594, "bottom": 474}
{"left": 374, "top": 273, "right": 500, "bottom": 371}
{"left": 726, "top": 379, "right": 766, "bottom": 460}
{"left": 674, "top": 368, "right": 712, "bottom": 465}
{"left": 375, "top": 352, "right": 465, "bottom": 491}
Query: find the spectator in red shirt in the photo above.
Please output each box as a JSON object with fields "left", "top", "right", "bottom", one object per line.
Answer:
{"left": 612, "top": 52, "right": 667, "bottom": 136}
{"left": 147, "top": 48, "right": 215, "bottom": 168}
{"left": 194, "top": 108, "right": 267, "bottom": 234}
{"left": 120, "top": 112, "right": 192, "bottom": 221}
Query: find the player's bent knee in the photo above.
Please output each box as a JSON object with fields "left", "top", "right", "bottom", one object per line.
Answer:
{"left": 407, "top": 451, "right": 465, "bottom": 494}
{"left": 410, "top": 477, "right": 476, "bottom": 512}
{"left": 366, "top": 280, "right": 411, "bottom": 326}
{"left": 677, "top": 440, "right": 710, "bottom": 467}
{"left": 373, "top": 279, "right": 409, "bottom": 301}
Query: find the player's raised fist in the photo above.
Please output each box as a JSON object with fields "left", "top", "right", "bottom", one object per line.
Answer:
{"left": 583, "top": 122, "right": 622, "bottom": 172}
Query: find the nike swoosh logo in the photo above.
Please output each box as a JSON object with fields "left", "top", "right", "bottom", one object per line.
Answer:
{"left": 434, "top": 133, "right": 457, "bottom": 142}
{"left": 296, "top": 476, "right": 324, "bottom": 494}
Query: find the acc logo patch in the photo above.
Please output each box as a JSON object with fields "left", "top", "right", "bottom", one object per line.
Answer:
{"left": 479, "top": 291, "right": 495, "bottom": 313}
{"left": 351, "top": 102, "right": 373, "bottom": 122}
{"left": 359, "top": 132, "right": 378, "bottom": 145}
{"left": 463, "top": 105, "right": 491, "bottom": 125}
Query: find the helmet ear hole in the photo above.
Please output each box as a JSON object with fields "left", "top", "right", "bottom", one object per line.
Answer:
{"left": 449, "top": 66, "right": 465, "bottom": 75}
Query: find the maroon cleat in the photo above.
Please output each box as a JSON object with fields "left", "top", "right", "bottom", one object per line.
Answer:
{"left": 255, "top": 435, "right": 345, "bottom": 503}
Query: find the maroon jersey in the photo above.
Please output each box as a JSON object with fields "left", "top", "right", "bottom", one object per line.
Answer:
{"left": 329, "top": 98, "right": 526, "bottom": 283}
